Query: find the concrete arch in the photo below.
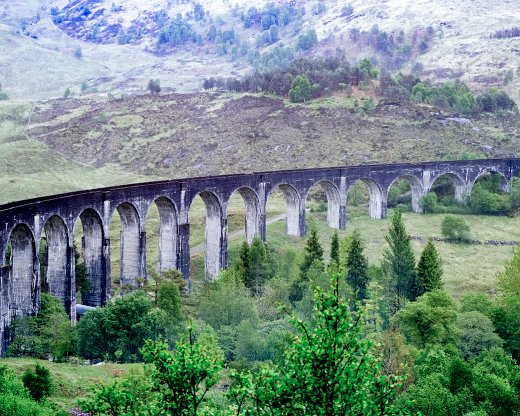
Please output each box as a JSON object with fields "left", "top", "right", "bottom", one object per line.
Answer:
{"left": 112, "top": 202, "right": 142, "bottom": 286}
{"left": 228, "top": 187, "right": 261, "bottom": 243}
{"left": 387, "top": 175, "right": 424, "bottom": 213}
{"left": 267, "top": 183, "right": 302, "bottom": 236}
{"left": 8, "top": 223, "right": 38, "bottom": 316}
{"left": 347, "top": 178, "right": 385, "bottom": 219}
{"left": 428, "top": 172, "right": 467, "bottom": 203}
{"left": 42, "top": 215, "right": 71, "bottom": 308}
{"left": 471, "top": 170, "right": 509, "bottom": 192}
{"left": 305, "top": 180, "right": 342, "bottom": 229}
{"left": 190, "top": 191, "right": 223, "bottom": 279}
{"left": 147, "top": 197, "right": 179, "bottom": 272}
{"left": 77, "top": 209, "right": 106, "bottom": 306}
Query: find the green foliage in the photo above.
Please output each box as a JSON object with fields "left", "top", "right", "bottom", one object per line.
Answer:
{"left": 346, "top": 229, "right": 370, "bottom": 301}
{"left": 420, "top": 192, "right": 438, "bottom": 214}
{"left": 455, "top": 311, "right": 503, "bottom": 359}
{"left": 441, "top": 215, "right": 471, "bottom": 242}
{"left": 141, "top": 329, "right": 224, "bottom": 415}
{"left": 0, "top": 82, "right": 9, "bottom": 100}
{"left": 383, "top": 210, "right": 417, "bottom": 315}
{"left": 393, "top": 290, "right": 459, "bottom": 349}
{"left": 22, "top": 364, "right": 53, "bottom": 402}
{"left": 296, "top": 29, "right": 318, "bottom": 51}
{"left": 460, "top": 292, "right": 495, "bottom": 318}
{"left": 229, "top": 273, "right": 411, "bottom": 415}
{"left": 416, "top": 240, "right": 443, "bottom": 297}
{"left": 492, "top": 297, "right": 520, "bottom": 362}
{"left": 157, "top": 279, "right": 183, "bottom": 322}
{"left": 289, "top": 74, "right": 312, "bottom": 103}
{"left": 497, "top": 243, "right": 520, "bottom": 300}
{"left": 411, "top": 80, "right": 478, "bottom": 113}
{"left": 63, "top": 88, "right": 71, "bottom": 99}
{"left": 0, "top": 366, "right": 56, "bottom": 416}
{"left": 470, "top": 183, "right": 509, "bottom": 215}
{"left": 329, "top": 230, "right": 339, "bottom": 268}
{"left": 196, "top": 269, "right": 259, "bottom": 330}
{"left": 8, "top": 293, "right": 76, "bottom": 361}
{"left": 81, "top": 368, "right": 155, "bottom": 416}
{"left": 77, "top": 291, "right": 170, "bottom": 362}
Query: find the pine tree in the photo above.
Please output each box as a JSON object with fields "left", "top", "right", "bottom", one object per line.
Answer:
{"left": 329, "top": 231, "right": 340, "bottom": 269}
{"left": 234, "top": 241, "right": 250, "bottom": 284}
{"left": 246, "top": 236, "right": 273, "bottom": 296}
{"left": 416, "top": 239, "right": 443, "bottom": 297}
{"left": 300, "top": 228, "right": 324, "bottom": 281}
{"left": 346, "top": 230, "right": 369, "bottom": 301}
{"left": 382, "top": 210, "right": 417, "bottom": 316}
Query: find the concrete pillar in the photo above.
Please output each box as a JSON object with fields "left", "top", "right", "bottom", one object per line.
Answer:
{"left": 178, "top": 222, "right": 190, "bottom": 288}
{"left": 339, "top": 176, "right": 347, "bottom": 230}
{"left": 102, "top": 237, "right": 111, "bottom": 304}
{"left": 258, "top": 182, "right": 267, "bottom": 241}
{"left": 66, "top": 244, "right": 76, "bottom": 322}
{"left": 297, "top": 199, "right": 306, "bottom": 237}
{"left": 117, "top": 204, "right": 141, "bottom": 287}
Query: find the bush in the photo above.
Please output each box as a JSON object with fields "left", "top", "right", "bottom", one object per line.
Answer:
{"left": 441, "top": 215, "right": 471, "bottom": 242}
{"left": 420, "top": 192, "right": 438, "bottom": 213}
{"left": 22, "top": 364, "right": 53, "bottom": 402}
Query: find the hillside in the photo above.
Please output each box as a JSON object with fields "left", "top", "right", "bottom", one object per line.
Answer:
{"left": 0, "top": 0, "right": 519, "bottom": 101}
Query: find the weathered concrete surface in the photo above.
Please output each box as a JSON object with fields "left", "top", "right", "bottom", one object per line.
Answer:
{"left": 0, "top": 158, "right": 518, "bottom": 353}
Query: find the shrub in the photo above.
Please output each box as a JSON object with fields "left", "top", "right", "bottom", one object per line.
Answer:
{"left": 420, "top": 192, "right": 438, "bottom": 213}
{"left": 22, "top": 364, "right": 53, "bottom": 402}
{"left": 441, "top": 215, "right": 471, "bottom": 242}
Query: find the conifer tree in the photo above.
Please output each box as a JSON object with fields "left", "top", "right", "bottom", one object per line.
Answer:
{"left": 234, "top": 241, "right": 250, "bottom": 284}
{"left": 246, "top": 236, "right": 274, "bottom": 296}
{"left": 346, "top": 230, "right": 370, "bottom": 301}
{"left": 300, "top": 228, "right": 324, "bottom": 281}
{"left": 416, "top": 239, "right": 443, "bottom": 297}
{"left": 383, "top": 210, "right": 417, "bottom": 316}
{"left": 329, "top": 231, "right": 340, "bottom": 269}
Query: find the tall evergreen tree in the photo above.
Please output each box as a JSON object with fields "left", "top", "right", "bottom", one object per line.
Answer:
{"left": 234, "top": 241, "right": 250, "bottom": 284}
{"left": 382, "top": 210, "right": 417, "bottom": 316}
{"left": 300, "top": 228, "right": 324, "bottom": 281}
{"left": 416, "top": 239, "right": 443, "bottom": 297}
{"left": 246, "top": 236, "right": 273, "bottom": 296}
{"left": 346, "top": 230, "right": 370, "bottom": 301}
{"left": 329, "top": 231, "right": 340, "bottom": 269}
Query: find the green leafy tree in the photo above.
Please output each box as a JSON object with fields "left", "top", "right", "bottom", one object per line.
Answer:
{"left": 416, "top": 239, "right": 443, "bottom": 297}
{"left": 157, "top": 280, "right": 183, "bottom": 322}
{"left": 289, "top": 75, "right": 312, "bottom": 103}
{"left": 455, "top": 311, "right": 503, "bottom": 359}
{"left": 441, "top": 215, "right": 471, "bottom": 242}
{"left": 22, "top": 364, "right": 53, "bottom": 402}
{"left": 247, "top": 236, "right": 274, "bottom": 296}
{"left": 383, "top": 210, "right": 417, "bottom": 315}
{"left": 229, "top": 273, "right": 411, "bottom": 415}
{"left": 497, "top": 243, "right": 520, "bottom": 299}
{"left": 393, "top": 289, "right": 459, "bottom": 349}
{"left": 420, "top": 192, "right": 438, "bottom": 213}
{"left": 141, "top": 328, "right": 224, "bottom": 416}
{"left": 147, "top": 79, "right": 161, "bottom": 95}
{"left": 63, "top": 87, "right": 71, "bottom": 99}
{"left": 329, "top": 230, "right": 339, "bottom": 269}
{"left": 346, "top": 229, "right": 370, "bottom": 301}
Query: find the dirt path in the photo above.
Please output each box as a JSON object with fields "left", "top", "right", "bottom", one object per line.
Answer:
{"left": 190, "top": 214, "right": 286, "bottom": 257}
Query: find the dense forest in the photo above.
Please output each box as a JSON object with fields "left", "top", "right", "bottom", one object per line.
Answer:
{"left": 3, "top": 176, "right": 520, "bottom": 415}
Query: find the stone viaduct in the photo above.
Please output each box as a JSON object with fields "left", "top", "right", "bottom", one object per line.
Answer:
{"left": 0, "top": 158, "right": 519, "bottom": 352}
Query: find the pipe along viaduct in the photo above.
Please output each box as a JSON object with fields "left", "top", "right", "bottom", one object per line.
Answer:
{"left": 0, "top": 158, "right": 519, "bottom": 352}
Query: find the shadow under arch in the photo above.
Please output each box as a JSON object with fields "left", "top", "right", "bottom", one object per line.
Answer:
{"left": 471, "top": 170, "right": 509, "bottom": 192}
{"left": 8, "top": 223, "right": 38, "bottom": 316}
{"left": 189, "top": 191, "right": 223, "bottom": 279}
{"left": 305, "top": 180, "right": 342, "bottom": 229}
{"left": 347, "top": 178, "right": 384, "bottom": 219}
{"left": 429, "top": 172, "right": 467, "bottom": 204}
{"left": 75, "top": 208, "right": 106, "bottom": 306}
{"left": 387, "top": 175, "right": 424, "bottom": 213}
{"left": 267, "top": 183, "right": 301, "bottom": 237}
{"left": 41, "top": 215, "right": 72, "bottom": 311}
{"left": 146, "top": 196, "right": 179, "bottom": 272}
{"left": 228, "top": 186, "right": 261, "bottom": 244}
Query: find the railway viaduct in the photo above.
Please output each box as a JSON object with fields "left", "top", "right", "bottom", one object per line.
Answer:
{"left": 0, "top": 158, "right": 519, "bottom": 351}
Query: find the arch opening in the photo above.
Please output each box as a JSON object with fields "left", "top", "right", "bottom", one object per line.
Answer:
{"left": 229, "top": 187, "right": 260, "bottom": 244}
{"left": 305, "top": 181, "right": 341, "bottom": 229}
{"left": 470, "top": 171, "right": 510, "bottom": 215}
{"left": 266, "top": 184, "right": 301, "bottom": 237}
{"left": 188, "top": 192, "right": 223, "bottom": 280}
{"left": 146, "top": 197, "right": 178, "bottom": 273}
{"left": 346, "top": 179, "right": 384, "bottom": 220}
{"left": 109, "top": 203, "right": 141, "bottom": 288}
{"left": 8, "top": 224, "right": 38, "bottom": 316}
{"left": 74, "top": 209, "right": 105, "bottom": 306}
{"left": 40, "top": 216, "right": 70, "bottom": 309}
{"left": 387, "top": 176, "right": 424, "bottom": 213}
{"left": 428, "top": 173, "right": 467, "bottom": 207}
